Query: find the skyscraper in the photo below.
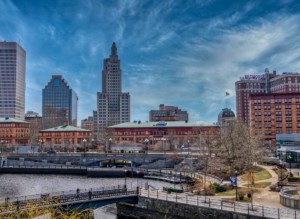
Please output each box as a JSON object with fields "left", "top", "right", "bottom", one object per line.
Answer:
{"left": 94, "top": 42, "right": 130, "bottom": 138}
{"left": 0, "top": 41, "right": 26, "bottom": 120}
{"left": 42, "top": 75, "right": 78, "bottom": 129}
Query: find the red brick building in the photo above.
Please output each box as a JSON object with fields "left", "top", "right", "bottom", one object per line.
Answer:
{"left": 0, "top": 117, "right": 30, "bottom": 146}
{"left": 249, "top": 93, "right": 300, "bottom": 146}
{"left": 107, "top": 121, "right": 219, "bottom": 148}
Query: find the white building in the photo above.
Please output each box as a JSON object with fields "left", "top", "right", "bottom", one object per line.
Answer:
{"left": 0, "top": 41, "right": 26, "bottom": 120}
{"left": 94, "top": 42, "right": 130, "bottom": 138}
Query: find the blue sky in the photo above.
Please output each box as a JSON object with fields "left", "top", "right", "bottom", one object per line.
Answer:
{"left": 1, "top": 0, "right": 300, "bottom": 125}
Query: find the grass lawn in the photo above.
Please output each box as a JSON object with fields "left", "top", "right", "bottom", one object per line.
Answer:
{"left": 240, "top": 166, "right": 272, "bottom": 182}
{"left": 215, "top": 187, "right": 248, "bottom": 196}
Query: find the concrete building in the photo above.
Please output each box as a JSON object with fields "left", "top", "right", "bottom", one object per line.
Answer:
{"left": 94, "top": 42, "right": 130, "bottom": 138}
{"left": 236, "top": 70, "right": 300, "bottom": 125}
{"left": 0, "top": 117, "right": 30, "bottom": 147}
{"left": 149, "top": 104, "right": 188, "bottom": 122}
{"left": 25, "top": 111, "right": 43, "bottom": 145}
{"left": 39, "top": 124, "right": 91, "bottom": 150}
{"left": 249, "top": 93, "right": 300, "bottom": 146}
{"left": 42, "top": 75, "right": 78, "bottom": 129}
{"left": 0, "top": 41, "right": 26, "bottom": 120}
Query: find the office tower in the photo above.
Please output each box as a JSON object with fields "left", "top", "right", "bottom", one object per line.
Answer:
{"left": 149, "top": 104, "right": 189, "bottom": 122}
{"left": 42, "top": 75, "right": 78, "bottom": 129}
{"left": 94, "top": 42, "right": 130, "bottom": 137}
{"left": 0, "top": 41, "right": 26, "bottom": 120}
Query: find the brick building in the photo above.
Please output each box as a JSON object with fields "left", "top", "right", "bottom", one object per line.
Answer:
{"left": 249, "top": 93, "right": 300, "bottom": 145}
{"left": 149, "top": 104, "right": 188, "bottom": 122}
{"left": 39, "top": 124, "right": 91, "bottom": 149}
{"left": 107, "top": 121, "right": 219, "bottom": 149}
{"left": 0, "top": 117, "right": 30, "bottom": 147}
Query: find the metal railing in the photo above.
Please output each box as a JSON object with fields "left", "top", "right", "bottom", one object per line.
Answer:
{"left": 0, "top": 185, "right": 138, "bottom": 214}
{"left": 139, "top": 188, "right": 300, "bottom": 219}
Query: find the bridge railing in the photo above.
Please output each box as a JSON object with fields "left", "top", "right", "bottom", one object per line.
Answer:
{"left": 0, "top": 185, "right": 138, "bottom": 214}
{"left": 139, "top": 188, "right": 300, "bottom": 219}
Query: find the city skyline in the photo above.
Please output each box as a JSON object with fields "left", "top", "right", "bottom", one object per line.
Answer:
{"left": 2, "top": 0, "right": 300, "bottom": 123}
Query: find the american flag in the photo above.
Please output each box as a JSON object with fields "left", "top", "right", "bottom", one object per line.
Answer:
{"left": 226, "top": 92, "right": 230, "bottom": 96}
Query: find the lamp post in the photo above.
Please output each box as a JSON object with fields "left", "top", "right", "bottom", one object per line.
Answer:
{"left": 288, "top": 154, "right": 292, "bottom": 175}
{"left": 83, "top": 139, "right": 87, "bottom": 157}
{"left": 144, "top": 138, "right": 149, "bottom": 154}
{"left": 136, "top": 171, "right": 139, "bottom": 187}
{"left": 108, "top": 138, "right": 112, "bottom": 152}
{"left": 161, "top": 138, "right": 166, "bottom": 154}
{"left": 91, "top": 138, "right": 94, "bottom": 150}
{"left": 235, "top": 170, "right": 238, "bottom": 201}
{"left": 0, "top": 140, "right": 3, "bottom": 153}
{"left": 187, "top": 140, "right": 190, "bottom": 155}
{"left": 124, "top": 169, "right": 127, "bottom": 188}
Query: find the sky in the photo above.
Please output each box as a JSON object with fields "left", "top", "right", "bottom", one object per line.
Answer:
{"left": 1, "top": 0, "right": 300, "bottom": 125}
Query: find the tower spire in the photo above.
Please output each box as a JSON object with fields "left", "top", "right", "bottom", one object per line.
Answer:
{"left": 111, "top": 42, "right": 117, "bottom": 57}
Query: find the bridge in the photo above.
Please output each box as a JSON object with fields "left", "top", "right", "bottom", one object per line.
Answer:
{"left": 0, "top": 185, "right": 138, "bottom": 215}
{"left": 1, "top": 185, "right": 300, "bottom": 219}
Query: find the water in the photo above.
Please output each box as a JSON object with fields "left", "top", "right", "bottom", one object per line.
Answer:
{"left": 0, "top": 174, "right": 181, "bottom": 218}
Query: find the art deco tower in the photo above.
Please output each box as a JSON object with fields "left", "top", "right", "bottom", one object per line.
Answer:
{"left": 94, "top": 42, "right": 130, "bottom": 137}
{"left": 0, "top": 41, "right": 26, "bottom": 120}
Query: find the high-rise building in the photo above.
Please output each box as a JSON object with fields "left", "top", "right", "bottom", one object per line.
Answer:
{"left": 94, "top": 42, "right": 130, "bottom": 138}
{"left": 149, "top": 104, "right": 188, "bottom": 122}
{"left": 42, "top": 75, "right": 78, "bottom": 129}
{"left": 249, "top": 93, "right": 300, "bottom": 146}
{"left": 0, "top": 41, "right": 26, "bottom": 120}
{"left": 236, "top": 70, "right": 300, "bottom": 125}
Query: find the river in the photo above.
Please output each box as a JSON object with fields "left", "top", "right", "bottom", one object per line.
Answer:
{"left": 0, "top": 174, "right": 182, "bottom": 218}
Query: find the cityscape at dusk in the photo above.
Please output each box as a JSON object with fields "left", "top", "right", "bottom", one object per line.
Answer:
{"left": 2, "top": 0, "right": 300, "bottom": 123}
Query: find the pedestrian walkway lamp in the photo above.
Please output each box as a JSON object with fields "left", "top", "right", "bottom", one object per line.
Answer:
{"left": 288, "top": 154, "right": 292, "bottom": 175}
{"left": 188, "top": 140, "right": 190, "bottom": 155}
{"left": 0, "top": 140, "right": 3, "bottom": 153}
{"left": 235, "top": 170, "right": 238, "bottom": 201}
{"left": 83, "top": 139, "right": 87, "bottom": 156}
{"left": 144, "top": 138, "right": 149, "bottom": 154}
{"left": 124, "top": 169, "right": 127, "bottom": 188}
{"left": 109, "top": 138, "right": 112, "bottom": 152}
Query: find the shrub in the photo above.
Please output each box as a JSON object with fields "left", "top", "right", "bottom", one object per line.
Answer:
{"left": 210, "top": 183, "right": 227, "bottom": 193}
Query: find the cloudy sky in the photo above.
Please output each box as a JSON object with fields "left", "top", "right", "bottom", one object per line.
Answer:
{"left": 1, "top": 0, "right": 300, "bottom": 124}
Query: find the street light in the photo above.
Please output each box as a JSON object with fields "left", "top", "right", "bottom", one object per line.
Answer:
{"left": 288, "top": 154, "right": 292, "bottom": 175}
{"left": 144, "top": 138, "right": 149, "bottom": 154}
{"left": 124, "top": 169, "right": 127, "bottom": 188}
{"left": 108, "top": 138, "right": 112, "bottom": 152}
{"left": 187, "top": 140, "right": 190, "bottom": 155}
{"left": 161, "top": 138, "right": 166, "bottom": 154}
{"left": 83, "top": 139, "right": 87, "bottom": 156}
{"left": 0, "top": 140, "right": 3, "bottom": 153}
{"left": 235, "top": 170, "right": 238, "bottom": 201}
{"left": 91, "top": 138, "right": 94, "bottom": 149}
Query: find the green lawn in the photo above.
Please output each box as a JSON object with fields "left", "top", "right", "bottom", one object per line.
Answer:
{"left": 215, "top": 187, "right": 248, "bottom": 196}
{"left": 241, "top": 166, "right": 272, "bottom": 182}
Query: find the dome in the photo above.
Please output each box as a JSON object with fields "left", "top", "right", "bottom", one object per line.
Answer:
{"left": 218, "top": 108, "right": 235, "bottom": 118}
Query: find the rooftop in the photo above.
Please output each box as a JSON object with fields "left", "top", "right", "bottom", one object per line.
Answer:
{"left": 41, "top": 125, "right": 90, "bottom": 132}
{"left": 110, "top": 121, "right": 214, "bottom": 128}
{"left": 0, "top": 117, "right": 28, "bottom": 123}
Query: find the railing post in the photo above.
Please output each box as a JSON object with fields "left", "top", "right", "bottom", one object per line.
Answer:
{"left": 248, "top": 204, "right": 249, "bottom": 215}
{"left": 262, "top": 206, "right": 264, "bottom": 217}
{"left": 176, "top": 193, "right": 177, "bottom": 202}
{"left": 186, "top": 195, "right": 188, "bottom": 204}
{"left": 157, "top": 190, "right": 158, "bottom": 199}
{"left": 166, "top": 192, "right": 168, "bottom": 201}
{"left": 234, "top": 201, "right": 235, "bottom": 212}
{"left": 197, "top": 196, "right": 199, "bottom": 206}
{"left": 221, "top": 200, "right": 223, "bottom": 210}
{"left": 208, "top": 198, "right": 210, "bottom": 208}
{"left": 278, "top": 208, "right": 280, "bottom": 219}
{"left": 295, "top": 210, "right": 297, "bottom": 219}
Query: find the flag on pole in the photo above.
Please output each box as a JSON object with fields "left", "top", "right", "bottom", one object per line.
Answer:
{"left": 226, "top": 92, "right": 230, "bottom": 96}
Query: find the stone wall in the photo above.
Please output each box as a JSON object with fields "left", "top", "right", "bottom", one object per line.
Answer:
{"left": 117, "top": 197, "right": 266, "bottom": 219}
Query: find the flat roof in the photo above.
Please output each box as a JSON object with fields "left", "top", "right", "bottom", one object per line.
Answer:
{"left": 41, "top": 125, "right": 90, "bottom": 132}
{"left": 110, "top": 121, "right": 215, "bottom": 128}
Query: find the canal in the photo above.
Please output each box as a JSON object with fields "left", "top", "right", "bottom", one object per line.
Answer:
{"left": 0, "top": 174, "right": 182, "bottom": 218}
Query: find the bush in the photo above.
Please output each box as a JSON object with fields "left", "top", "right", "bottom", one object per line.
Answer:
{"left": 163, "top": 187, "right": 184, "bottom": 193}
{"left": 210, "top": 183, "right": 227, "bottom": 193}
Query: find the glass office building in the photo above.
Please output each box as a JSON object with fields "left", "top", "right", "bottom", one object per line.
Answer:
{"left": 42, "top": 75, "right": 78, "bottom": 129}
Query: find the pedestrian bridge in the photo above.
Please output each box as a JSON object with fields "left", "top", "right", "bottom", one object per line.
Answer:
{"left": 0, "top": 186, "right": 138, "bottom": 215}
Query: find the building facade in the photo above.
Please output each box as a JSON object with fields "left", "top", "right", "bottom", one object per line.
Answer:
{"left": 94, "top": 42, "right": 130, "bottom": 138}
{"left": 39, "top": 124, "right": 91, "bottom": 149}
{"left": 81, "top": 116, "right": 93, "bottom": 131}
{"left": 107, "top": 121, "right": 219, "bottom": 148}
{"left": 0, "top": 117, "right": 30, "bottom": 147}
{"left": 217, "top": 108, "right": 235, "bottom": 126}
{"left": 0, "top": 41, "right": 26, "bottom": 120}
{"left": 236, "top": 70, "right": 300, "bottom": 125}
{"left": 25, "top": 111, "right": 43, "bottom": 145}
{"left": 249, "top": 93, "right": 300, "bottom": 145}
{"left": 42, "top": 75, "right": 78, "bottom": 129}
{"left": 149, "top": 104, "right": 189, "bottom": 122}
